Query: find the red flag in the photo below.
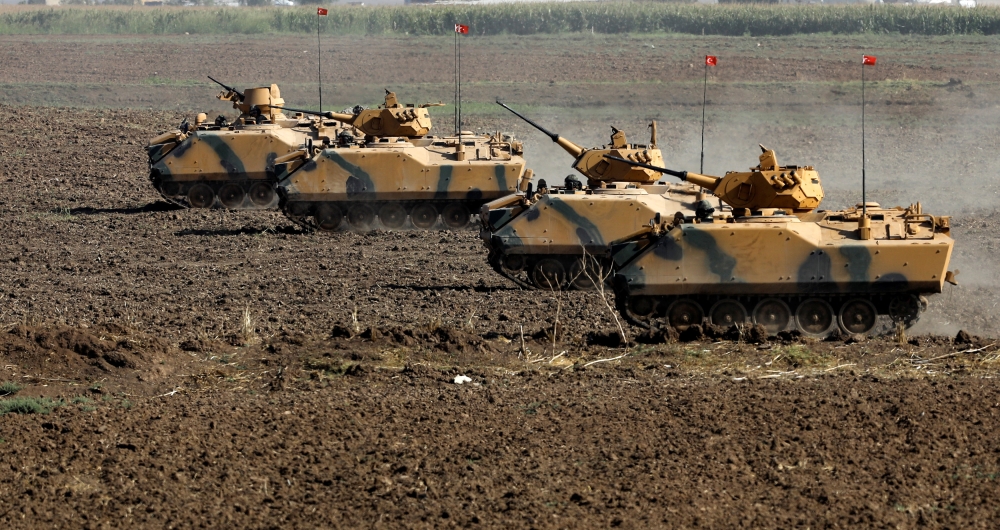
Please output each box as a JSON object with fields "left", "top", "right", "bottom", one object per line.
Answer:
{"left": 317, "top": 7, "right": 328, "bottom": 16}
{"left": 455, "top": 24, "right": 469, "bottom": 34}
{"left": 705, "top": 55, "right": 717, "bottom": 67}
{"left": 862, "top": 55, "right": 876, "bottom": 66}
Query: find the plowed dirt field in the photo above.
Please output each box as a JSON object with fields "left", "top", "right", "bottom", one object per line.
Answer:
{"left": 2, "top": 32, "right": 1000, "bottom": 528}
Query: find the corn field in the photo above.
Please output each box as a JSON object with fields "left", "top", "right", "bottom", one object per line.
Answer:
{"left": 2, "top": 4, "right": 1000, "bottom": 36}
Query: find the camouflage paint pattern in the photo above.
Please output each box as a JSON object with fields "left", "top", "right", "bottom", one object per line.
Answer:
{"left": 276, "top": 135, "right": 526, "bottom": 204}
{"left": 475, "top": 116, "right": 696, "bottom": 290}
{"left": 150, "top": 125, "right": 315, "bottom": 183}
{"left": 486, "top": 184, "right": 701, "bottom": 257}
{"left": 609, "top": 202, "right": 956, "bottom": 336}
{"left": 147, "top": 83, "right": 348, "bottom": 209}
{"left": 616, "top": 206, "right": 953, "bottom": 297}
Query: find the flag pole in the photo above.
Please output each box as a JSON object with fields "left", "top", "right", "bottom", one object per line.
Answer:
{"left": 457, "top": 28, "right": 462, "bottom": 157}
{"left": 454, "top": 29, "right": 458, "bottom": 135}
{"left": 317, "top": 8, "right": 324, "bottom": 113}
{"left": 858, "top": 54, "right": 876, "bottom": 240}
{"left": 458, "top": 32, "right": 462, "bottom": 138}
{"left": 700, "top": 58, "right": 708, "bottom": 174}
{"left": 861, "top": 57, "right": 866, "bottom": 221}
{"left": 453, "top": 23, "right": 468, "bottom": 160}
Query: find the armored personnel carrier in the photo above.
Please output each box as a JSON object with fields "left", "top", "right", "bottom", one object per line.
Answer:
{"left": 607, "top": 146, "right": 956, "bottom": 337}
{"left": 147, "top": 78, "right": 350, "bottom": 209}
{"left": 479, "top": 102, "right": 703, "bottom": 291}
{"left": 272, "top": 91, "right": 530, "bottom": 231}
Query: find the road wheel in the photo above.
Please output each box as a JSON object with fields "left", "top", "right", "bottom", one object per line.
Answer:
{"left": 502, "top": 253, "right": 525, "bottom": 272}
{"left": 753, "top": 298, "right": 791, "bottom": 335}
{"left": 248, "top": 182, "right": 276, "bottom": 207}
{"left": 410, "top": 204, "right": 438, "bottom": 229}
{"left": 628, "top": 296, "right": 657, "bottom": 318}
{"left": 531, "top": 259, "right": 566, "bottom": 290}
{"left": 888, "top": 294, "right": 926, "bottom": 329}
{"left": 314, "top": 204, "right": 343, "bottom": 231}
{"left": 709, "top": 299, "right": 748, "bottom": 327}
{"left": 347, "top": 204, "right": 375, "bottom": 230}
{"left": 795, "top": 298, "right": 835, "bottom": 337}
{"left": 218, "top": 183, "right": 245, "bottom": 209}
{"left": 188, "top": 184, "right": 215, "bottom": 208}
{"left": 378, "top": 203, "right": 407, "bottom": 229}
{"left": 839, "top": 299, "right": 877, "bottom": 335}
{"left": 568, "top": 258, "right": 598, "bottom": 291}
{"left": 441, "top": 203, "right": 471, "bottom": 229}
{"left": 667, "top": 299, "right": 704, "bottom": 332}
{"left": 160, "top": 181, "right": 181, "bottom": 197}
{"left": 288, "top": 201, "right": 311, "bottom": 217}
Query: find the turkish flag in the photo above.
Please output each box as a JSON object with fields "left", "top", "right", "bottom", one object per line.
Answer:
{"left": 705, "top": 55, "right": 717, "bottom": 66}
{"left": 455, "top": 24, "right": 469, "bottom": 34}
{"left": 862, "top": 55, "right": 876, "bottom": 66}
{"left": 317, "top": 7, "right": 328, "bottom": 16}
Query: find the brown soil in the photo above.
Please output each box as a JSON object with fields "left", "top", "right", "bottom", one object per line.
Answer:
{"left": 2, "top": 33, "right": 1000, "bottom": 528}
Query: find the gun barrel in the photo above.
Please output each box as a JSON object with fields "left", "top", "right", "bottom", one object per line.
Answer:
{"left": 496, "top": 100, "right": 583, "bottom": 157}
{"left": 603, "top": 155, "right": 720, "bottom": 191}
{"left": 496, "top": 101, "right": 559, "bottom": 142}
{"left": 272, "top": 105, "right": 328, "bottom": 117}
{"left": 207, "top": 76, "right": 244, "bottom": 99}
{"left": 604, "top": 155, "right": 682, "bottom": 178}
{"left": 273, "top": 105, "right": 358, "bottom": 123}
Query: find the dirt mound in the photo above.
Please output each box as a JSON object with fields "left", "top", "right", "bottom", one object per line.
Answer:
{"left": 1, "top": 324, "right": 177, "bottom": 384}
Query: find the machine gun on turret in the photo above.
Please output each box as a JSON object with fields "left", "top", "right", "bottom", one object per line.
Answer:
{"left": 207, "top": 77, "right": 287, "bottom": 123}
{"left": 208, "top": 76, "right": 244, "bottom": 101}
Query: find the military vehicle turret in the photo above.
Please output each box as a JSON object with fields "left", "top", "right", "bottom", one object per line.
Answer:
{"left": 479, "top": 102, "right": 702, "bottom": 290}
{"left": 271, "top": 90, "right": 530, "bottom": 231}
{"left": 279, "top": 89, "right": 440, "bottom": 138}
{"left": 607, "top": 147, "right": 956, "bottom": 337}
{"left": 604, "top": 144, "right": 823, "bottom": 214}
{"left": 147, "top": 78, "right": 351, "bottom": 209}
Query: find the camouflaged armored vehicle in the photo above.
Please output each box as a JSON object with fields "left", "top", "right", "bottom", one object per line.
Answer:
{"left": 479, "top": 102, "right": 702, "bottom": 290}
{"left": 271, "top": 91, "right": 530, "bottom": 231}
{"left": 607, "top": 146, "right": 957, "bottom": 337}
{"left": 147, "top": 78, "right": 350, "bottom": 209}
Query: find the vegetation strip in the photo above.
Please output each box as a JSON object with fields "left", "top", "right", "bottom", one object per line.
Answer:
{"left": 3, "top": 4, "right": 1000, "bottom": 36}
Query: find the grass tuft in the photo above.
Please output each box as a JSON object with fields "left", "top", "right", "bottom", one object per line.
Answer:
{"left": 781, "top": 345, "right": 826, "bottom": 368}
{"left": 0, "top": 381, "right": 23, "bottom": 396}
{"left": 0, "top": 396, "right": 62, "bottom": 415}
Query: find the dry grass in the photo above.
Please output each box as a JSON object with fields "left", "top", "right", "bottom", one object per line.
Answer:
{"left": 240, "top": 304, "right": 259, "bottom": 346}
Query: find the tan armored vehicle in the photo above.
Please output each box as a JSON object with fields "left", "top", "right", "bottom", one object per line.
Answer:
{"left": 479, "top": 102, "right": 702, "bottom": 290}
{"left": 272, "top": 91, "right": 529, "bottom": 231}
{"left": 607, "top": 146, "right": 956, "bottom": 337}
{"left": 147, "top": 78, "right": 349, "bottom": 209}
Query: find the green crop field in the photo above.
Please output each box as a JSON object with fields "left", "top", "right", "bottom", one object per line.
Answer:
{"left": 2, "top": 3, "right": 1000, "bottom": 37}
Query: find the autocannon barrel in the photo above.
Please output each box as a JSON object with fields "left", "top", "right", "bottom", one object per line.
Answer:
{"left": 603, "top": 155, "right": 720, "bottom": 191}
{"left": 496, "top": 101, "right": 584, "bottom": 158}
{"left": 272, "top": 105, "right": 356, "bottom": 123}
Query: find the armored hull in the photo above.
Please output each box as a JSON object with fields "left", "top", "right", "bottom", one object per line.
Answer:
{"left": 274, "top": 133, "right": 528, "bottom": 231}
{"left": 147, "top": 82, "right": 346, "bottom": 210}
{"left": 480, "top": 102, "right": 689, "bottom": 289}
{"left": 612, "top": 203, "right": 955, "bottom": 337}
{"left": 148, "top": 121, "right": 340, "bottom": 209}
{"left": 481, "top": 182, "right": 701, "bottom": 290}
